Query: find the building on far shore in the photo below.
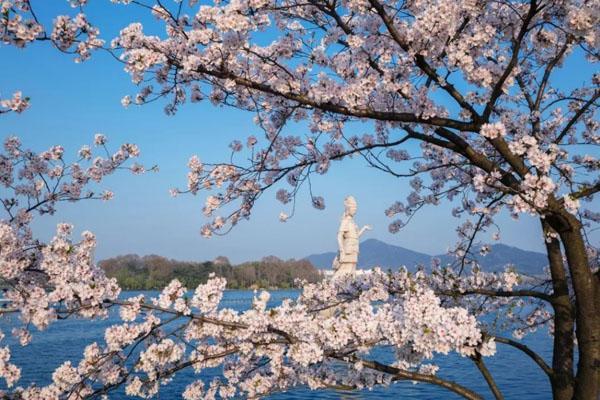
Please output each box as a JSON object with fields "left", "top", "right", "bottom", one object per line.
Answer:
{"left": 322, "top": 269, "right": 373, "bottom": 277}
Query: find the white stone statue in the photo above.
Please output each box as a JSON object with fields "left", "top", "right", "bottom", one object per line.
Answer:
{"left": 332, "top": 196, "right": 372, "bottom": 277}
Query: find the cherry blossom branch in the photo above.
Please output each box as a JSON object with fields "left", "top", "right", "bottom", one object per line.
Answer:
{"left": 336, "top": 355, "right": 484, "bottom": 400}
{"left": 569, "top": 181, "right": 600, "bottom": 200}
{"left": 554, "top": 90, "right": 600, "bottom": 144}
{"left": 482, "top": 0, "right": 540, "bottom": 122}
{"left": 439, "top": 288, "right": 552, "bottom": 302}
{"left": 470, "top": 353, "right": 504, "bottom": 400}
{"left": 0, "top": 92, "right": 29, "bottom": 114}
{"left": 533, "top": 39, "right": 573, "bottom": 114}
{"left": 191, "top": 63, "right": 475, "bottom": 131}
{"left": 365, "top": 0, "right": 480, "bottom": 119}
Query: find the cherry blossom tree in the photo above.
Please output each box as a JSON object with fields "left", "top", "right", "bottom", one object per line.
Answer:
{"left": 1, "top": 0, "right": 599, "bottom": 399}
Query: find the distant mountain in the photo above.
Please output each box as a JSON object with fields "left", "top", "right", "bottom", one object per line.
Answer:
{"left": 306, "top": 239, "right": 431, "bottom": 270}
{"left": 304, "top": 239, "right": 547, "bottom": 274}
{"left": 306, "top": 239, "right": 430, "bottom": 271}
{"left": 436, "top": 244, "right": 548, "bottom": 275}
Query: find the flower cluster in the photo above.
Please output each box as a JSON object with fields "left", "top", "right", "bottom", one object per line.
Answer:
{"left": 0, "top": 92, "right": 29, "bottom": 114}
{"left": 0, "top": 135, "right": 150, "bottom": 388}
{"left": 51, "top": 13, "right": 104, "bottom": 63}
{"left": 0, "top": 1, "right": 43, "bottom": 47}
{"left": 96, "top": 0, "right": 596, "bottom": 241}
{"left": 20, "top": 267, "right": 522, "bottom": 399}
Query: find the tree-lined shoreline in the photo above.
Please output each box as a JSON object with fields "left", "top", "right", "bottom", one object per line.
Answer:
{"left": 100, "top": 255, "right": 321, "bottom": 290}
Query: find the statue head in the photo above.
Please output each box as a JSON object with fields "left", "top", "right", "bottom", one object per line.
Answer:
{"left": 344, "top": 196, "right": 357, "bottom": 217}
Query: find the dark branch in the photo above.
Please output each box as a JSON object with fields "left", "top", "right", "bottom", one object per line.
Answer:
{"left": 492, "top": 334, "right": 553, "bottom": 377}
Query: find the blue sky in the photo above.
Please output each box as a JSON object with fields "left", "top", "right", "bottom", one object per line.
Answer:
{"left": 1, "top": 2, "right": 596, "bottom": 263}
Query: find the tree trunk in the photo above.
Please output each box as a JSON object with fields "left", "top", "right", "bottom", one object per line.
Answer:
{"left": 541, "top": 220, "right": 574, "bottom": 400}
{"left": 547, "top": 208, "right": 600, "bottom": 400}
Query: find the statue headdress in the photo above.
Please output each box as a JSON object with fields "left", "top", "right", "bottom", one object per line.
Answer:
{"left": 343, "top": 196, "right": 357, "bottom": 214}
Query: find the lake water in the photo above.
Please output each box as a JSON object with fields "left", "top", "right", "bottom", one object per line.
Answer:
{"left": 0, "top": 290, "right": 553, "bottom": 399}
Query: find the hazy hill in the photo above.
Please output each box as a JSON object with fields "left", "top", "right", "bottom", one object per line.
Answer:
{"left": 436, "top": 244, "right": 549, "bottom": 275}
{"left": 305, "top": 239, "right": 547, "bottom": 274}
{"left": 306, "top": 238, "right": 430, "bottom": 271}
